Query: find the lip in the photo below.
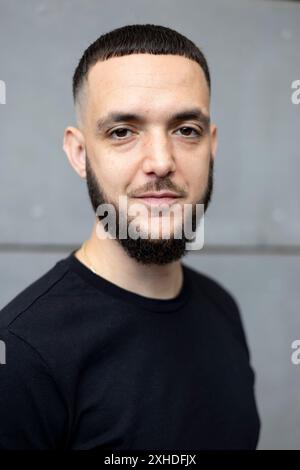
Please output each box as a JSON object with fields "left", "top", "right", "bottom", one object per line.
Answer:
{"left": 136, "top": 192, "right": 179, "bottom": 206}
{"left": 135, "top": 192, "right": 180, "bottom": 198}
{"left": 135, "top": 197, "right": 179, "bottom": 206}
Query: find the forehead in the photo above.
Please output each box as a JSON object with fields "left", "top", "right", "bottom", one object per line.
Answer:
{"left": 86, "top": 54, "right": 210, "bottom": 117}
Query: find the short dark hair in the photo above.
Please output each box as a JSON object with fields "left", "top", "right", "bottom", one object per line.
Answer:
{"left": 72, "top": 23, "right": 211, "bottom": 108}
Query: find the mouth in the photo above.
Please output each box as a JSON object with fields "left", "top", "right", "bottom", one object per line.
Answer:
{"left": 133, "top": 192, "right": 181, "bottom": 206}
{"left": 135, "top": 197, "right": 180, "bottom": 206}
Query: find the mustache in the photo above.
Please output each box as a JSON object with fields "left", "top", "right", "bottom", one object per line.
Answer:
{"left": 129, "top": 179, "right": 187, "bottom": 199}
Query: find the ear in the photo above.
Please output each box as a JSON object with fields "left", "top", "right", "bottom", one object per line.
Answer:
{"left": 62, "top": 126, "right": 86, "bottom": 179}
{"left": 210, "top": 123, "right": 218, "bottom": 161}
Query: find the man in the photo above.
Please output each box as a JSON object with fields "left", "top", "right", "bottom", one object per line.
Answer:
{"left": 0, "top": 24, "right": 260, "bottom": 450}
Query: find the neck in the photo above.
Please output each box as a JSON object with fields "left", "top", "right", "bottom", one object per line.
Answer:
{"left": 75, "top": 219, "right": 183, "bottom": 300}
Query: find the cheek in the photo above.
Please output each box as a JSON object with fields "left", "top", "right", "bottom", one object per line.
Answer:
{"left": 93, "top": 152, "right": 133, "bottom": 197}
{"left": 184, "top": 158, "right": 210, "bottom": 199}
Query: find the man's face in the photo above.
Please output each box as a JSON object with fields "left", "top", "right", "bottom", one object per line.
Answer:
{"left": 79, "top": 54, "right": 217, "bottom": 264}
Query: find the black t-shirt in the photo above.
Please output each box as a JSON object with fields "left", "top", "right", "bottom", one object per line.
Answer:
{"left": 0, "top": 250, "right": 261, "bottom": 450}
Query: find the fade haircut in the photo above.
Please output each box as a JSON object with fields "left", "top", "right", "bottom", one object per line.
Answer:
{"left": 72, "top": 23, "right": 211, "bottom": 126}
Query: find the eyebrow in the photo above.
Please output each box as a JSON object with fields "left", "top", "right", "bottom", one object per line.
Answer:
{"left": 95, "top": 107, "right": 210, "bottom": 134}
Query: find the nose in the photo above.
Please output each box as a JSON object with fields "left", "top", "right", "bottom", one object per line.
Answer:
{"left": 141, "top": 130, "right": 176, "bottom": 178}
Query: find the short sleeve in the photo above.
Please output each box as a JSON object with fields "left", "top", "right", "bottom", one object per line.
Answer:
{"left": 0, "top": 328, "right": 68, "bottom": 449}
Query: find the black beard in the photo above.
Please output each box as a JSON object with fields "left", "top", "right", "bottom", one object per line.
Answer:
{"left": 85, "top": 156, "right": 214, "bottom": 265}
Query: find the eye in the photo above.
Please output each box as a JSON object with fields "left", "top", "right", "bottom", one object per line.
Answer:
{"left": 178, "top": 126, "right": 201, "bottom": 137}
{"left": 108, "top": 126, "right": 202, "bottom": 140}
{"left": 176, "top": 126, "right": 202, "bottom": 137}
{"left": 108, "top": 127, "right": 133, "bottom": 139}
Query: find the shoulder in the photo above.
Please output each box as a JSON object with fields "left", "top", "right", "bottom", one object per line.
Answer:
{"left": 183, "top": 263, "right": 250, "bottom": 357}
{"left": 0, "top": 255, "right": 75, "bottom": 442}
{"left": 0, "top": 256, "right": 71, "bottom": 331}
{"left": 0, "top": 252, "right": 97, "bottom": 378}
{"left": 184, "top": 263, "right": 240, "bottom": 312}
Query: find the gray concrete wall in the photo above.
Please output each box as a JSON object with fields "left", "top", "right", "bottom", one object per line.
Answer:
{"left": 0, "top": 0, "right": 299, "bottom": 449}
